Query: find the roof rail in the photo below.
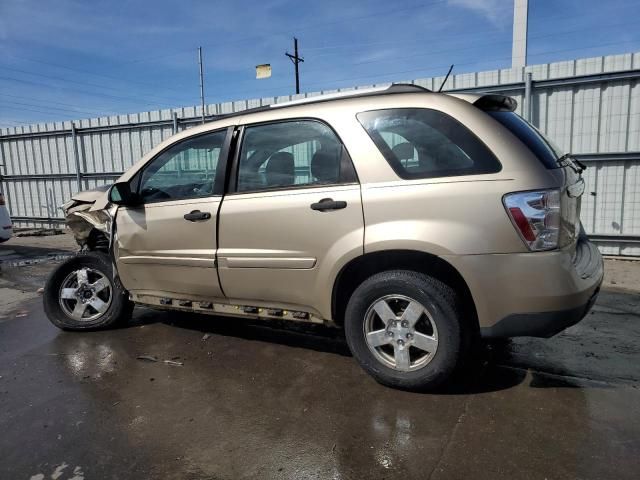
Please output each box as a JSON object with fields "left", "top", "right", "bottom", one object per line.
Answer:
{"left": 212, "top": 83, "right": 433, "bottom": 121}
{"left": 270, "top": 83, "right": 432, "bottom": 109}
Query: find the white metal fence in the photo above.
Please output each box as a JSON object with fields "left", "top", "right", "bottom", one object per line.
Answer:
{"left": 1, "top": 52, "right": 639, "bottom": 255}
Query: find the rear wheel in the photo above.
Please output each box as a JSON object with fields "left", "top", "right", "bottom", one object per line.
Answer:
{"left": 344, "top": 270, "right": 463, "bottom": 391}
{"left": 43, "top": 252, "right": 133, "bottom": 330}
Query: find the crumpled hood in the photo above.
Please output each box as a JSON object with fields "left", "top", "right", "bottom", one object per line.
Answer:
{"left": 70, "top": 183, "right": 112, "bottom": 204}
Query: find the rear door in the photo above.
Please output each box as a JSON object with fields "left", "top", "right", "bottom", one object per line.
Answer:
{"left": 115, "top": 128, "right": 232, "bottom": 300}
{"left": 216, "top": 119, "right": 364, "bottom": 317}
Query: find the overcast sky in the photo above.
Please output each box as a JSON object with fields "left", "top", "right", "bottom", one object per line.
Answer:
{"left": 0, "top": 0, "right": 639, "bottom": 127}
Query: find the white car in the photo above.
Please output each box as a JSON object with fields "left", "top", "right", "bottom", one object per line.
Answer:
{"left": 0, "top": 192, "right": 13, "bottom": 243}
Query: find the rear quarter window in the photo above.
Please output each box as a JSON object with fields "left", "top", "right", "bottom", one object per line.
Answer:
{"left": 487, "top": 111, "right": 562, "bottom": 169}
{"left": 357, "top": 108, "right": 501, "bottom": 180}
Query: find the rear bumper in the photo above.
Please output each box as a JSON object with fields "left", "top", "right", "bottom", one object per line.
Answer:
{"left": 479, "top": 284, "right": 601, "bottom": 338}
{"left": 442, "top": 236, "right": 604, "bottom": 338}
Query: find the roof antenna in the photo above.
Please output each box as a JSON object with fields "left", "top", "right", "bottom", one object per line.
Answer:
{"left": 438, "top": 64, "right": 454, "bottom": 92}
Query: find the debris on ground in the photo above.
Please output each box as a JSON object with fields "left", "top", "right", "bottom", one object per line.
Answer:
{"left": 163, "top": 360, "right": 184, "bottom": 367}
{"left": 136, "top": 355, "right": 159, "bottom": 363}
{"left": 15, "top": 310, "right": 28, "bottom": 318}
{"left": 36, "top": 287, "right": 44, "bottom": 294}
{"left": 15, "top": 228, "right": 64, "bottom": 237}
{"left": 201, "top": 333, "right": 211, "bottom": 341}
{"left": 136, "top": 355, "right": 183, "bottom": 366}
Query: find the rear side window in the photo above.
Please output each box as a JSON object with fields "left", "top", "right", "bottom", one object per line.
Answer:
{"left": 357, "top": 108, "right": 501, "bottom": 179}
{"left": 487, "top": 111, "right": 562, "bottom": 169}
{"left": 236, "top": 120, "right": 356, "bottom": 193}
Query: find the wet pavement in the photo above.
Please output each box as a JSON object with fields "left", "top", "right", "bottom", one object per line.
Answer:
{"left": 1, "top": 243, "right": 640, "bottom": 479}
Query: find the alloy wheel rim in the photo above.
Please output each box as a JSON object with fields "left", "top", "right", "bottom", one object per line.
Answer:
{"left": 363, "top": 294, "right": 438, "bottom": 372}
{"left": 58, "top": 268, "right": 112, "bottom": 321}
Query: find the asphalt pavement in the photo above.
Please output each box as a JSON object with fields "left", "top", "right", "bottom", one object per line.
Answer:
{"left": 1, "top": 239, "right": 639, "bottom": 479}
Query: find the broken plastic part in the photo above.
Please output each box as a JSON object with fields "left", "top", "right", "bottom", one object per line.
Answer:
{"left": 63, "top": 186, "right": 116, "bottom": 249}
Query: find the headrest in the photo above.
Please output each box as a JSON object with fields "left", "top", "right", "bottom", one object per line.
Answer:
{"left": 311, "top": 149, "right": 340, "bottom": 183}
{"left": 392, "top": 142, "right": 415, "bottom": 161}
{"left": 266, "top": 152, "right": 294, "bottom": 175}
{"left": 265, "top": 152, "right": 295, "bottom": 186}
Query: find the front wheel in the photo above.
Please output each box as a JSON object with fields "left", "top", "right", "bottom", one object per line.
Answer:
{"left": 344, "top": 270, "right": 463, "bottom": 391}
{"left": 43, "top": 252, "right": 133, "bottom": 330}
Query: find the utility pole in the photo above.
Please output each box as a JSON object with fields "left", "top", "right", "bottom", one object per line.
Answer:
{"left": 285, "top": 37, "right": 304, "bottom": 94}
{"left": 198, "top": 46, "right": 205, "bottom": 124}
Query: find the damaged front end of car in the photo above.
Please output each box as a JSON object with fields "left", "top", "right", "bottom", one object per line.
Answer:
{"left": 62, "top": 184, "right": 116, "bottom": 253}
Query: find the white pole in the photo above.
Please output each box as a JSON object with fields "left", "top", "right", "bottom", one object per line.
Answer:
{"left": 512, "top": 0, "right": 529, "bottom": 69}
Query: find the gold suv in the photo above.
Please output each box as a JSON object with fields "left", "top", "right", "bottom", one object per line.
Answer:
{"left": 44, "top": 84, "right": 603, "bottom": 390}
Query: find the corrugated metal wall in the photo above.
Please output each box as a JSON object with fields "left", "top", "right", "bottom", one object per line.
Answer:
{"left": 1, "top": 52, "right": 639, "bottom": 255}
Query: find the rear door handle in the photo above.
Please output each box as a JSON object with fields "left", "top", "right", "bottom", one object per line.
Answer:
{"left": 310, "top": 198, "right": 347, "bottom": 212}
{"left": 184, "top": 210, "right": 211, "bottom": 222}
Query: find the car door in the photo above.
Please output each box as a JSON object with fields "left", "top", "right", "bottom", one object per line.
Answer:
{"left": 115, "top": 128, "right": 232, "bottom": 300}
{"left": 217, "top": 119, "right": 364, "bottom": 319}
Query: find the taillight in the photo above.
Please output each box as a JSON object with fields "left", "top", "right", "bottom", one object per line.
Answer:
{"left": 503, "top": 189, "right": 560, "bottom": 251}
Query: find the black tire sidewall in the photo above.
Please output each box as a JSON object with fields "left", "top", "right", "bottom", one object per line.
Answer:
{"left": 344, "top": 270, "right": 462, "bottom": 391}
{"left": 43, "top": 252, "right": 131, "bottom": 331}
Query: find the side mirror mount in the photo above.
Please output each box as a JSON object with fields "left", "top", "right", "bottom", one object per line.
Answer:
{"left": 109, "top": 182, "right": 141, "bottom": 206}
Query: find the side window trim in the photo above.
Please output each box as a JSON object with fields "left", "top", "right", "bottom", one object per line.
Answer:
{"left": 227, "top": 117, "right": 358, "bottom": 195}
{"left": 135, "top": 126, "right": 234, "bottom": 205}
{"left": 226, "top": 125, "right": 245, "bottom": 195}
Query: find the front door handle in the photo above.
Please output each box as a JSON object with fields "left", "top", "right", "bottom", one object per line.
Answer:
{"left": 184, "top": 210, "right": 211, "bottom": 222}
{"left": 310, "top": 198, "right": 347, "bottom": 212}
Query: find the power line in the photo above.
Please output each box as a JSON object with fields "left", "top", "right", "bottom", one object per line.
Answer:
{"left": 0, "top": 66, "right": 185, "bottom": 104}
{"left": 2, "top": 0, "right": 635, "bottom": 98}
{"left": 0, "top": 75, "right": 176, "bottom": 108}
{"left": 213, "top": 39, "right": 640, "bottom": 100}
{"left": 0, "top": 100, "right": 114, "bottom": 117}
{"left": 301, "top": 40, "right": 640, "bottom": 91}
{"left": 301, "top": 1, "right": 639, "bottom": 56}
{"left": 170, "top": 8, "right": 640, "bottom": 92}
{"left": 0, "top": 104, "right": 95, "bottom": 118}
{"left": 300, "top": 19, "right": 640, "bottom": 76}
{"left": 3, "top": 54, "right": 191, "bottom": 96}
{"left": 0, "top": 93, "right": 114, "bottom": 113}
{"left": 117, "top": 0, "right": 450, "bottom": 66}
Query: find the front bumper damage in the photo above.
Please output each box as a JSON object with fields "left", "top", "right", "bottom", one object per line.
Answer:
{"left": 61, "top": 186, "right": 115, "bottom": 249}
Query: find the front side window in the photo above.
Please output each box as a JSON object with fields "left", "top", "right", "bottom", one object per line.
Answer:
{"left": 357, "top": 108, "right": 501, "bottom": 179}
{"left": 139, "top": 130, "right": 226, "bottom": 202}
{"left": 236, "top": 120, "right": 354, "bottom": 192}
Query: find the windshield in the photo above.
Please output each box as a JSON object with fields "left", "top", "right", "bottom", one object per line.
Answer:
{"left": 488, "top": 111, "right": 564, "bottom": 169}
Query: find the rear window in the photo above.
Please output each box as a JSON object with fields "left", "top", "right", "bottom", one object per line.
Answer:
{"left": 487, "top": 111, "right": 562, "bottom": 169}
{"left": 357, "top": 108, "right": 501, "bottom": 180}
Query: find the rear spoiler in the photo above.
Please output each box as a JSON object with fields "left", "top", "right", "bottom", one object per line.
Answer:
{"left": 473, "top": 94, "right": 517, "bottom": 112}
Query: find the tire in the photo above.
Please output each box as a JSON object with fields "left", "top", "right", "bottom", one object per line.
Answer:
{"left": 43, "top": 251, "right": 133, "bottom": 331}
{"left": 344, "top": 270, "right": 463, "bottom": 391}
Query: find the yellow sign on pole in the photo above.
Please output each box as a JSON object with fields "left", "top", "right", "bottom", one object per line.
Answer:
{"left": 256, "top": 64, "right": 272, "bottom": 79}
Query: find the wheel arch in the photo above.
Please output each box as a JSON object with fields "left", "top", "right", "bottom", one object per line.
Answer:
{"left": 331, "top": 249, "right": 478, "bottom": 331}
{"left": 86, "top": 228, "right": 110, "bottom": 252}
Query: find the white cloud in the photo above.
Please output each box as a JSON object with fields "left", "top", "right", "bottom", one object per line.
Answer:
{"left": 447, "top": 0, "right": 512, "bottom": 26}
